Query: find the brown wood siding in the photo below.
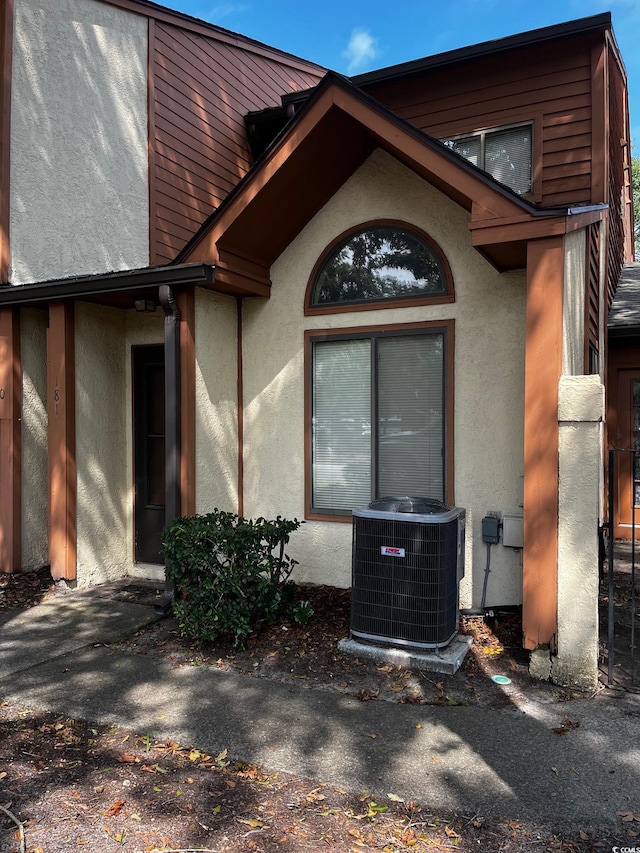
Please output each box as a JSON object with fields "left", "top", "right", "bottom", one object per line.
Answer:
{"left": 585, "top": 222, "right": 600, "bottom": 372}
{"left": 150, "top": 22, "right": 324, "bottom": 264}
{"left": 364, "top": 34, "right": 598, "bottom": 207}
{"left": 606, "top": 47, "right": 626, "bottom": 306}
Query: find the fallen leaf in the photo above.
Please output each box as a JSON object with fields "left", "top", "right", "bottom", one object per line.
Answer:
{"left": 106, "top": 800, "right": 126, "bottom": 816}
{"left": 117, "top": 753, "right": 140, "bottom": 764}
{"left": 387, "top": 793, "right": 404, "bottom": 802}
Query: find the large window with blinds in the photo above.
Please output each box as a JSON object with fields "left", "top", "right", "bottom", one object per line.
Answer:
{"left": 442, "top": 123, "right": 532, "bottom": 196}
{"left": 309, "top": 326, "right": 448, "bottom": 516}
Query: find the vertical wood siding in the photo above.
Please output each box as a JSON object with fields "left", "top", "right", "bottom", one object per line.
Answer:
{"left": 585, "top": 222, "right": 600, "bottom": 372}
{"left": 363, "top": 35, "right": 599, "bottom": 207}
{"left": 150, "top": 23, "right": 323, "bottom": 264}
{"left": 606, "top": 49, "right": 627, "bottom": 306}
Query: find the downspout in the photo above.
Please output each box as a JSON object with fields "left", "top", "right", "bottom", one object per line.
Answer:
{"left": 155, "top": 284, "right": 181, "bottom": 615}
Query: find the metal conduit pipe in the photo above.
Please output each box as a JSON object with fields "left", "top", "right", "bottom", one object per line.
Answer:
{"left": 155, "top": 285, "right": 182, "bottom": 616}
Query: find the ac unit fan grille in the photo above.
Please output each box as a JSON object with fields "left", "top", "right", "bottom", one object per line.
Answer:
{"left": 351, "top": 514, "right": 460, "bottom": 649}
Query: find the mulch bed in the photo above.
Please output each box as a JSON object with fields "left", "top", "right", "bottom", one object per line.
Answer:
{"left": 106, "top": 584, "right": 571, "bottom": 709}
{"left": 0, "top": 568, "right": 626, "bottom": 852}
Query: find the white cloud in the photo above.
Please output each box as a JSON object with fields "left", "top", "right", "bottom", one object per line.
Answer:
{"left": 343, "top": 28, "right": 379, "bottom": 74}
{"left": 206, "top": 3, "right": 248, "bottom": 23}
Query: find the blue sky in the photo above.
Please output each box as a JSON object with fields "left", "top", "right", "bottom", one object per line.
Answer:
{"left": 167, "top": 0, "right": 640, "bottom": 148}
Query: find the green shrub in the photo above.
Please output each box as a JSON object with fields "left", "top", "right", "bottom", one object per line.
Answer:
{"left": 162, "top": 510, "right": 303, "bottom": 647}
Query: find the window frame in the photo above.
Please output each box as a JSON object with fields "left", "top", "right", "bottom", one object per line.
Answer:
{"left": 442, "top": 121, "right": 534, "bottom": 197}
{"left": 304, "top": 319, "right": 455, "bottom": 522}
{"left": 304, "top": 220, "right": 455, "bottom": 317}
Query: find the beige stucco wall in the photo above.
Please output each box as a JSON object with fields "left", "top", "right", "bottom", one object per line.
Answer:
{"left": 533, "top": 375, "right": 603, "bottom": 691}
{"left": 20, "top": 308, "right": 48, "bottom": 569}
{"left": 75, "top": 303, "right": 129, "bottom": 586}
{"left": 562, "top": 229, "right": 587, "bottom": 376}
{"left": 195, "top": 290, "right": 238, "bottom": 515}
{"left": 9, "top": 0, "right": 149, "bottom": 285}
{"left": 242, "top": 149, "right": 525, "bottom": 605}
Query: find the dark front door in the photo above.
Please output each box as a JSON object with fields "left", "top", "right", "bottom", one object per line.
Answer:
{"left": 134, "top": 345, "right": 165, "bottom": 563}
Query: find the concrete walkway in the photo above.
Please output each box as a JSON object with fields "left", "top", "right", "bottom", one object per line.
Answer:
{"left": 1, "top": 591, "right": 639, "bottom": 828}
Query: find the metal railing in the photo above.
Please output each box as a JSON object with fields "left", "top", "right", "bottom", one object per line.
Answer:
{"left": 606, "top": 449, "right": 638, "bottom": 688}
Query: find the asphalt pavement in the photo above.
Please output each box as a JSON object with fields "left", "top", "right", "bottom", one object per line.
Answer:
{"left": 1, "top": 587, "right": 639, "bottom": 829}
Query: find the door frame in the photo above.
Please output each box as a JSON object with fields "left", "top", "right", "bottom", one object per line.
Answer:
{"left": 132, "top": 343, "right": 166, "bottom": 564}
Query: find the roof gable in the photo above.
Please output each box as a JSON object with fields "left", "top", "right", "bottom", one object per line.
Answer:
{"left": 179, "top": 72, "right": 579, "bottom": 292}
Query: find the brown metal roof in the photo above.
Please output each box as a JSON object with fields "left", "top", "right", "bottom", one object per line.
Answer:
{"left": 101, "top": 0, "right": 326, "bottom": 74}
{"left": 350, "top": 13, "right": 613, "bottom": 86}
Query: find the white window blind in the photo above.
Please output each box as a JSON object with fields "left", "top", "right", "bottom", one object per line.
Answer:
{"left": 377, "top": 335, "right": 444, "bottom": 498}
{"left": 485, "top": 126, "right": 532, "bottom": 195}
{"left": 442, "top": 123, "right": 532, "bottom": 195}
{"left": 312, "top": 339, "right": 371, "bottom": 511}
{"left": 447, "top": 135, "right": 480, "bottom": 167}
{"left": 311, "top": 331, "right": 446, "bottom": 513}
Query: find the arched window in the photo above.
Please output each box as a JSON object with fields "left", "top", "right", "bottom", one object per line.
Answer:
{"left": 307, "top": 222, "right": 453, "bottom": 314}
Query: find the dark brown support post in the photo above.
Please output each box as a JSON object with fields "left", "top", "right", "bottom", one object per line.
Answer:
{"left": 0, "top": 307, "right": 21, "bottom": 572}
{"left": 176, "top": 287, "right": 195, "bottom": 517}
{"left": 48, "top": 302, "right": 76, "bottom": 581}
{"left": 522, "top": 236, "right": 564, "bottom": 651}
{"left": 156, "top": 286, "right": 181, "bottom": 614}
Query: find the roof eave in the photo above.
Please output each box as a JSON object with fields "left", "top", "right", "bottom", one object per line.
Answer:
{"left": 351, "top": 13, "right": 612, "bottom": 87}
{"left": 0, "top": 263, "right": 215, "bottom": 307}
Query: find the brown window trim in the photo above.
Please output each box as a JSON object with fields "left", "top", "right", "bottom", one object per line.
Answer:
{"left": 440, "top": 116, "right": 543, "bottom": 204}
{"left": 304, "top": 318, "right": 455, "bottom": 523}
{"left": 441, "top": 120, "right": 536, "bottom": 199}
{"left": 304, "top": 220, "right": 455, "bottom": 317}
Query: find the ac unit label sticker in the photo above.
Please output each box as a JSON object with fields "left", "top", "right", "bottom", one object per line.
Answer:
{"left": 381, "top": 546, "right": 405, "bottom": 557}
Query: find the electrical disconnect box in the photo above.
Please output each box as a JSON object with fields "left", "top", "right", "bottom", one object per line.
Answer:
{"left": 502, "top": 512, "right": 524, "bottom": 548}
{"left": 481, "top": 515, "right": 501, "bottom": 544}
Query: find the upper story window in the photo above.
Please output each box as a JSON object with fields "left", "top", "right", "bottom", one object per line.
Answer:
{"left": 306, "top": 223, "right": 453, "bottom": 315}
{"left": 442, "top": 123, "right": 533, "bottom": 196}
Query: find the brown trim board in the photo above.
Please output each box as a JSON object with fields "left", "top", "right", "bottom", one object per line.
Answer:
{"left": 304, "top": 319, "right": 455, "bottom": 522}
{"left": 47, "top": 302, "right": 76, "bottom": 581}
{"left": 522, "top": 236, "right": 564, "bottom": 651}
{"left": 0, "top": 307, "right": 21, "bottom": 572}
{"left": 304, "top": 219, "right": 455, "bottom": 317}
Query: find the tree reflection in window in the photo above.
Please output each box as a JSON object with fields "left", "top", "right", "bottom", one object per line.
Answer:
{"left": 311, "top": 225, "right": 448, "bottom": 306}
